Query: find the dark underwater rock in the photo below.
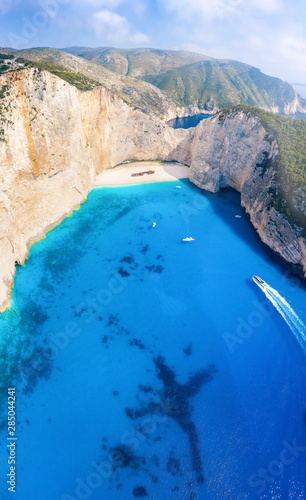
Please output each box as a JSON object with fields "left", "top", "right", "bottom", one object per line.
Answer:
{"left": 133, "top": 485, "right": 148, "bottom": 497}
{"left": 183, "top": 343, "right": 192, "bottom": 355}
{"left": 118, "top": 267, "right": 130, "bottom": 277}
{"left": 120, "top": 255, "right": 134, "bottom": 264}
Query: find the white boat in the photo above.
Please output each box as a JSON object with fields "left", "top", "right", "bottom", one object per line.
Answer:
{"left": 152, "top": 222, "right": 156, "bottom": 227}
{"left": 235, "top": 215, "right": 242, "bottom": 218}
{"left": 175, "top": 186, "right": 182, "bottom": 189}
{"left": 253, "top": 275, "right": 265, "bottom": 285}
{"left": 183, "top": 236, "right": 195, "bottom": 241}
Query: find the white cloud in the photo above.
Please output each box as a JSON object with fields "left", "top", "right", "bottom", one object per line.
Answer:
{"left": 277, "top": 34, "right": 306, "bottom": 80}
{"left": 0, "top": 0, "right": 20, "bottom": 14}
{"left": 94, "top": 9, "right": 128, "bottom": 38}
{"left": 158, "top": 0, "right": 282, "bottom": 22}
{"left": 250, "top": 0, "right": 282, "bottom": 12}
{"left": 129, "top": 32, "right": 149, "bottom": 44}
{"left": 74, "top": 0, "right": 124, "bottom": 6}
{"left": 159, "top": 0, "right": 242, "bottom": 21}
{"left": 239, "top": 20, "right": 306, "bottom": 81}
{"left": 72, "top": 0, "right": 146, "bottom": 13}
{"left": 156, "top": 0, "right": 306, "bottom": 82}
{"left": 93, "top": 9, "right": 149, "bottom": 44}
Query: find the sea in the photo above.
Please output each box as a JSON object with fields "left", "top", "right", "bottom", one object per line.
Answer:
{"left": 1, "top": 180, "right": 306, "bottom": 500}
{"left": 167, "top": 115, "right": 212, "bottom": 129}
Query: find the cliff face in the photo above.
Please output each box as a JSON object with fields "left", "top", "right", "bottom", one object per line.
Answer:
{"left": 283, "top": 92, "right": 306, "bottom": 115}
{"left": 0, "top": 68, "right": 185, "bottom": 311}
{"left": 62, "top": 47, "right": 306, "bottom": 118}
{"left": 0, "top": 69, "right": 305, "bottom": 313}
{"left": 172, "top": 112, "right": 306, "bottom": 275}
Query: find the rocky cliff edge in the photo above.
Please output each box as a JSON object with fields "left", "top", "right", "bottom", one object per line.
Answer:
{"left": 171, "top": 111, "right": 306, "bottom": 276}
{"left": 0, "top": 68, "right": 186, "bottom": 311}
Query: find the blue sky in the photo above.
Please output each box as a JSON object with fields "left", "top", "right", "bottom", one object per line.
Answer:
{"left": 0, "top": 0, "right": 305, "bottom": 83}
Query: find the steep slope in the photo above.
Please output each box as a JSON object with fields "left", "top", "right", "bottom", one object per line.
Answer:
{"left": 173, "top": 109, "right": 306, "bottom": 275}
{"left": 14, "top": 48, "right": 186, "bottom": 120}
{"left": 0, "top": 66, "right": 305, "bottom": 313}
{"left": 64, "top": 46, "right": 210, "bottom": 77}
{"left": 0, "top": 68, "right": 185, "bottom": 311}
{"left": 64, "top": 47, "right": 306, "bottom": 116}
{"left": 218, "top": 106, "right": 306, "bottom": 226}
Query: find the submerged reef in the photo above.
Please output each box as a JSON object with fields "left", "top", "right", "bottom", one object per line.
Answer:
{"left": 110, "top": 445, "right": 146, "bottom": 471}
{"left": 125, "top": 356, "right": 216, "bottom": 483}
{"left": 133, "top": 485, "right": 148, "bottom": 497}
{"left": 153, "top": 356, "right": 216, "bottom": 483}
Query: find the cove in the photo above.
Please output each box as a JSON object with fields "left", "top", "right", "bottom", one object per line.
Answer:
{"left": 167, "top": 114, "right": 212, "bottom": 129}
{"left": 1, "top": 180, "right": 306, "bottom": 500}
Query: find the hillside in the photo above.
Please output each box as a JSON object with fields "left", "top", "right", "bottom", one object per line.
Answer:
{"left": 0, "top": 66, "right": 305, "bottom": 312}
{"left": 63, "top": 46, "right": 210, "bottom": 77}
{"left": 2, "top": 46, "right": 305, "bottom": 118}
{"left": 13, "top": 48, "right": 184, "bottom": 119}
{"left": 0, "top": 67, "right": 185, "bottom": 312}
{"left": 64, "top": 47, "right": 306, "bottom": 115}
{"left": 173, "top": 108, "right": 306, "bottom": 274}
{"left": 219, "top": 105, "right": 306, "bottom": 227}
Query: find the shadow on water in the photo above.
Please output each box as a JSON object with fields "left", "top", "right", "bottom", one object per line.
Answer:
{"left": 0, "top": 297, "right": 51, "bottom": 402}
{"left": 185, "top": 180, "right": 306, "bottom": 288}
{"left": 123, "top": 356, "right": 217, "bottom": 485}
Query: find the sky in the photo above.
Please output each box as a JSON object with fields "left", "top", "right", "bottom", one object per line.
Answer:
{"left": 0, "top": 0, "right": 306, "bottom": 83}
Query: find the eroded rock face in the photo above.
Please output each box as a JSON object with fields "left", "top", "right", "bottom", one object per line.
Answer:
{"left": 172, "top": 112, "right": 306, "bottom": 276}
{"left": 0, "top": 69, "right": 305, "bottom": 312}
{"left": 0, "top": 68, "right": 185, "bottom": 311}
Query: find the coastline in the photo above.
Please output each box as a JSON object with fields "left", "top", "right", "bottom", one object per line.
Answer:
{"left": 0, "top": 162, "right": 188, "bottom": 313}
{"left": 94, "top": 161, "right": 190, "bottom": 187}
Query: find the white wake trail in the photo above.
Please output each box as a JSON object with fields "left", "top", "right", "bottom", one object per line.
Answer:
{"left": 253, "top": 278, "right": 306, "bottom": 353}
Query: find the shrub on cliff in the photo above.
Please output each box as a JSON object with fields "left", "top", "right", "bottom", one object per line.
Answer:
{"left": 219, "top": 105, "right": 306, "bottom": 227}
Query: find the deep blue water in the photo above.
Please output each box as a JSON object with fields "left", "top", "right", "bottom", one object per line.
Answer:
{"left": 167, "top": 114, "right": 212, "bottom": 129}
{"left": 168, "top": 112, "right": 306, "bottom": 128}
{"left": 1, "top": 180, "right": 306, "bottom": 500}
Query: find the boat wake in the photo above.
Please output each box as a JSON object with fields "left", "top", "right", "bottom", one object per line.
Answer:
{"left": 253, "top": 277, "right": 306, "bottom": 352}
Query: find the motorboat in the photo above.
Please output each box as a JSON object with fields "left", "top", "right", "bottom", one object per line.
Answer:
{"left": 183, "top": 236, "right": 195, "bottom": 241}
{"left": 253, "top": 275, "right": 264, "bottom": 285}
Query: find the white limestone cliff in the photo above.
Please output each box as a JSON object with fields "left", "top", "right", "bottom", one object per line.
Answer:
{"left": 171, "top": 111, "right": 306, "bottom": 276}
{"left": 0, "top": 68, "right": 185, "bottom": 311}
{"left": 0, "top": 68, "right": 305, "bottom": 312}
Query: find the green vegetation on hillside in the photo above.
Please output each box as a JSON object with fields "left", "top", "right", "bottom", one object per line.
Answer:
{"left": 0, "top": 64, "right": 10, "bottom": 74}
{"left": 143, "top": 60, "right": 296, "bottom": 112}
{"left": 16, "top": 58, "right": 101, "bottom": 92}
{"left": 219, "top": 105, "right": 306, "bottom": 227}
{"left": 0, "top": 53, "right": 14, "bottom": 60}
{"left": 64, "top": 46, "right": 207, "bottom": 77}
{"left": 64, "top": 47, "right": 300, "bottom": 114}
{"left": 13, "top": 48, "right": 179, "bottom": 118}
{"left": 12, "top": 46, "right": 306, "bottom": 118}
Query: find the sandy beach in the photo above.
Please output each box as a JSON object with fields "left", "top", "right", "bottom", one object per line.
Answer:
{"left": 94, "top": 161, "right": 189, "bottom": 187}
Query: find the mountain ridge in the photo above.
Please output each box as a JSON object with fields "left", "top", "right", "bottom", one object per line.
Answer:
{"left": 0, "top": 51, "right": 305, "bottom": 312}
{"left": 1, "top": 46, "right": 305, "bottom": 118}
{"left": 63, "top": 46, "right": 306, "bottom": 115}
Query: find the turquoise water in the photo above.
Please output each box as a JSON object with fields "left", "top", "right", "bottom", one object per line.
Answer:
{"left": 1, "top": 180, "right": 306, "bottom": 500}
